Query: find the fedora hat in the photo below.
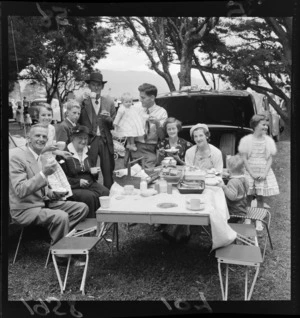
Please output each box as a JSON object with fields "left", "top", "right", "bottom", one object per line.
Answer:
{"left": 71, "top": 125, "right": 94, "bottom": 138}
{"left": 85, "top": 72, "right": 107, "bottom": 84}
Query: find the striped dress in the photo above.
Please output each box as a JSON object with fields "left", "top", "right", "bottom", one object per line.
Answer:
{"left": 239, "top": 136, "right": 279, "bottom": 197}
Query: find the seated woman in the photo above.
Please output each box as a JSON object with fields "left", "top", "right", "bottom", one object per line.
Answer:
{"left": 161, "top": 123, "right": 224, "bottom": 244}
{"left": 157, "top": 117, "right": 193, "bottom": 165}
{"left": 60, "top": 125, "right": 110, "bottom": 218}
{"left": 185, "top": 123, "right": 223, "bottom": 173}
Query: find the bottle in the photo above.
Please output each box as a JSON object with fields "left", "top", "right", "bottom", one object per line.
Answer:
{"left": 159, "top": 177, "right": 167, "bottom": 193}
{"left": 140, "top": 177, "right": 148, "bottom": 192}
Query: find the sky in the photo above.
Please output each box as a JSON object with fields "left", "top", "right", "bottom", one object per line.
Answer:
{"left": 96, "top": 43, "right": 206, "bottom": 81}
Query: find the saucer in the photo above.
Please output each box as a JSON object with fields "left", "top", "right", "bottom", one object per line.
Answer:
{"left": 121, "top": 189, "right": 139, "bottom": 195}
{"left": 186, "top": 203, "right": 205, "bottom": 211}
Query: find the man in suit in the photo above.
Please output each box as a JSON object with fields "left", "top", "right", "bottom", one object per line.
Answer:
{"left": 56, "top": 99, "right": 81, "bottom": 148}
{"left": 78, "top": 72, "right": 116, "bottom": 189}
{"left": 9, "top": 124, "right": 89, "bottom": 263}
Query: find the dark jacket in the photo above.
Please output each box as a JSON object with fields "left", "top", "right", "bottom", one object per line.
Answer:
{"left": 78, "top": 96, "right": 116, "bottom": 154}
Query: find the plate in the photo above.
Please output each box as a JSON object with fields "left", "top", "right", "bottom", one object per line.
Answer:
{"left": 205, "top": 178, "right": 219, "bottom": 186}
{"left": 186, "top": 203, "right": 205, "bottom": 211}
{"left": 164, "top": 148, "right": 179, "bottom": 153}
{"left": 121, "top": 189, "right": 139, "bottom": 195}
{"left": 157, "top": 203, "right": 178, "bottom": 209}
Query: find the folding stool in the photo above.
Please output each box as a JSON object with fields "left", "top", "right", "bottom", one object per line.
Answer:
{"left": 215, "top": 244, "right": 263, "bottom": 301}
{"left": 51, "top": 219, "right": 118, "bottom": 294}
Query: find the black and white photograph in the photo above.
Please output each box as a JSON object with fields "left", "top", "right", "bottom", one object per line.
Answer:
{"left": 2, "top": 0, "right": 299, "bottom": 316}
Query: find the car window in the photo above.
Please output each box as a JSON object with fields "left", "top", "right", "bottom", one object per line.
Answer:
{"left": 156, "top": 94, "right": 254, "bottom": 128}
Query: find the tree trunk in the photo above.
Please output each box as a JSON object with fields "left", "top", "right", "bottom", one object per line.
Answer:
{"left": 178, "top": 46, "right": 193, "bottom": 88}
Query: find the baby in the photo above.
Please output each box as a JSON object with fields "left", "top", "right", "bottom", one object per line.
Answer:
{"left": 219, "top": 154, "right": 249, "bottom": 223}
{"left": 113, "top": 92, "right": 144, "bottom": 151}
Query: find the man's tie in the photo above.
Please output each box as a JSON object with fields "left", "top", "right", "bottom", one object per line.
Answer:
{"left": 144, "top": 108, "right": 150, "bottom": 140}
{"left": 37, "top": 156, "right": 46, "bottom": 198}
{"left": 95, "top": 94, "right": 100, "bottom": 105}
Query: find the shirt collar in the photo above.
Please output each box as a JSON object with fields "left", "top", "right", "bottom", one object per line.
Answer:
{"left": 27, "top": 146, "right": 40, "bottom": 160}
{"left": 144, "top": 104, "right": 156, "bottom": 113}
{"left": 66, "top": 117, "right": 77, "bottom": 127}
{"left": 67, "top": 142, "right": 89, "bottom": 162}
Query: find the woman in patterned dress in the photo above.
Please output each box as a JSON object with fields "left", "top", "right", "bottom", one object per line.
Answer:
{"left": 238, "top": 114, "right": 279, "bottom": 230}
{"left": 157, "top": 117, "right": 193, "bottom": 165}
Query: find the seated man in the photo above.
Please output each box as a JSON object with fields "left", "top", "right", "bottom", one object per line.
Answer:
{"left": 9, "top": 124, "right": 89, "bottom": 264}
{"left": 55, "top": 99, "right": 81, "bottom": 148}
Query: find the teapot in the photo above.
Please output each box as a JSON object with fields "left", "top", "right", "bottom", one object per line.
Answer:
{"left": 162, "top": 157, "right": 176, "bottom": 167}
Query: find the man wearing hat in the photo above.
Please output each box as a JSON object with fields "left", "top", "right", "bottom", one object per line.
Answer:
{"left": 78, "top": 72, "right": 116, "bottom": 189}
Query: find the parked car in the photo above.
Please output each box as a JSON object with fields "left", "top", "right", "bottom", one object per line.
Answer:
{"left": 28, "top": 98, "right": 61, "bottom": 124}
{"left": 155, "top": 88, "right": 258, "bottom": 163}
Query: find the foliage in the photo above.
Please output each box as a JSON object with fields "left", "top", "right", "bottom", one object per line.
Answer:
{"left": 110, "top": 17, "right": 218, "bottom": 90}
{"left": 9, "top": 16, "right": 112, "bottom": 103}
{"left": 197, "top": 17, "right": 291, "bottom": 127}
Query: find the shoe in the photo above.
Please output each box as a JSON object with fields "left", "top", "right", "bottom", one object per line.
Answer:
{"left": 131, "top": 144, "right": 137, "bottom": 151}
{"left": 244, "top": 219, "right": 251, "bottom": 225}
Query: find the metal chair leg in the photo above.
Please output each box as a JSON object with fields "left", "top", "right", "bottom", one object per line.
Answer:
{"left": 13, "top": 228, "right": 24, "bottom": 264}
{"left": 45, "top": 247, "right": 51, "bottom": 268}
{"left": 80, "top": 253, "right": 89, "bottom": 295}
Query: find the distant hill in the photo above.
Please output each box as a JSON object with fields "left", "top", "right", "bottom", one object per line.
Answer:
{"left": 10, "top": 69, "right": 216, "bottom": 103}
{"left": 75, "top": 69, "right": 211, "bottom": 100}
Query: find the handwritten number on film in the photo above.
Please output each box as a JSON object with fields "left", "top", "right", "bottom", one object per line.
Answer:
{"left": 21, "top": 299, "right": 83, "bottom": 317}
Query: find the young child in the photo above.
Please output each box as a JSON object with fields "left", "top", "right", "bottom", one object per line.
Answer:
{"left": 238, "top": 114, "right": 279, "bottom": 230}
{"left": 24, "top": 109, "right": 32, "bottom": 128}
{"left": 219, "top": 154, "right": 249, "bottom": 223}
{"left": 113, "top": 92, "right": 144, "bottom": 151}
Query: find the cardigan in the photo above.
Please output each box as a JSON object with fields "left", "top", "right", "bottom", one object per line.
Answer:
{"left": 238, "top": 134, "right": 277, "bottom": 159}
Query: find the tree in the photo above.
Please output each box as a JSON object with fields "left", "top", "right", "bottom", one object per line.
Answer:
{"left": 111, "top": 17, "right": 218, "bottom": 90}
{"left": 9, "top": 16, "right": 112, "bottom": 104}
{"left": 195, "top": 17, "right": 291, "bottom": 135}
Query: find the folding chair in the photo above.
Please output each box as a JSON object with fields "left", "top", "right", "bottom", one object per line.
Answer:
{"left": 215, "top": 244, "right": 263, "bottom": 300}
{"left": 51, "top": 236, "right": 101, "bottom": 295}
{"left": 230, "top": 207, "right": 273, "bottom": 260}
{"left": 51, "top": 219, "right": 118, "bottom": 295}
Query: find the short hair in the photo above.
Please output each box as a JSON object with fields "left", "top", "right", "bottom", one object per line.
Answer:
{"left": 249, "top": 114, "right": 267, "bottom": 130}
{"left": 163, "top": 117, "right": 182, "bottom": 134}
{"left": 121, "top": 92, "right": 133, "bottom": 103}
{"left": 227, "top": 154, "right": 244, "bottom": 174}
{"left": 37, "top": 103, "right": 53, "bottom": 118}
{"left": 64, "top": 99, "right": 81, "bottom": 111}
{"left": 28, "top": 123, "right": 49, "bottom": 136}
{"left": 138, "top": 83, "right": 158, "bottom": 97}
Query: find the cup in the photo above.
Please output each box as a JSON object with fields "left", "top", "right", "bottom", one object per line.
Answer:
{"left": 186, "top": 198, "right": 201, "bottom": 210}
{"left": 90, "top": 167, "right": 100, "bottom": 174}
{"left": 56, "top": 141, "right": 66, "bottom": 151}
{"left": 124, "top": 185, "right": 134, "bottom": 195}
{"left": 100, "top": 196, "right": 110, "bottom": 209}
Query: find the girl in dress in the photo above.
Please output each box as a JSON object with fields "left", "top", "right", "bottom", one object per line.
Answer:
{"left": 24, "top": 108, "right": 32, "bottom": 128}
{"left": 238, "top": 114, "right": 279, "bottom": 230}
{"left": 113, "top": 92, "right": 144, "bottom": 151}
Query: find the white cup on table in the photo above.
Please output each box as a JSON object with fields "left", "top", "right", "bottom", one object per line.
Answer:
{"left": 90, "top": 167, "right": 100, "bottom": 174}
{"left": 99, "top": 196, "right": 110, "bottom": 209}
{"left": 186, "top": 197, "right": 202, "bottom": 210}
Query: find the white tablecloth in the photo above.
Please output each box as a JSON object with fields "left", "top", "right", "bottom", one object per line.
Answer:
{"left": 102, "top": 183, "right": 237, "bottom": 250}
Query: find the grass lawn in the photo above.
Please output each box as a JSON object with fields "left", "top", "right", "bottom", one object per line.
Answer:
{"left": 7, "top": 121, "right": 291, "bottom": 302}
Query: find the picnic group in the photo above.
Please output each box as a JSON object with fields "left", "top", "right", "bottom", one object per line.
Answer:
{"left": 9, "top": 71, "right": 279, "bottom": 266}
